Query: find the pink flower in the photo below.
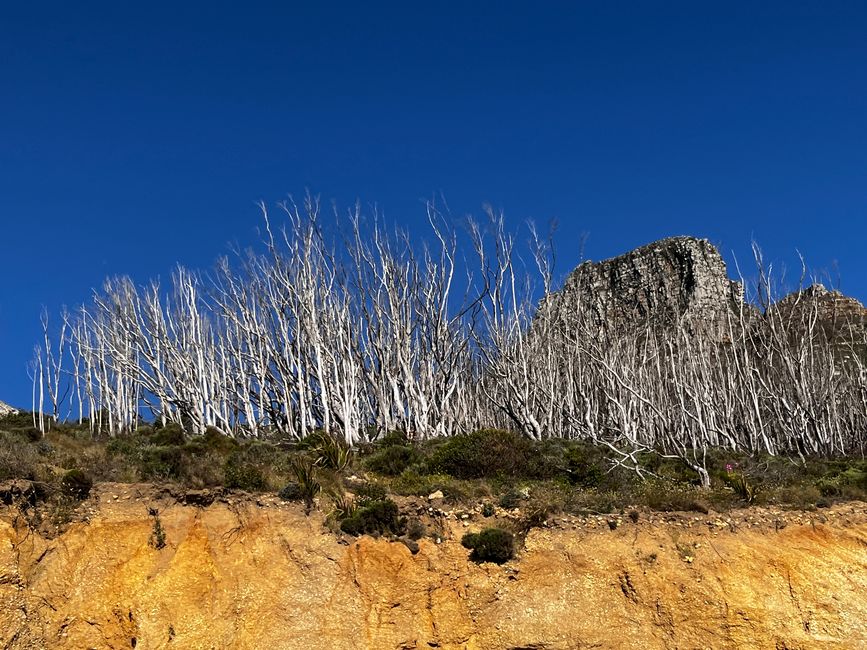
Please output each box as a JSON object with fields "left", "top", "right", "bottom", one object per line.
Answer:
{"left": 725, "top": 463, "right": 734, "bottom": 474}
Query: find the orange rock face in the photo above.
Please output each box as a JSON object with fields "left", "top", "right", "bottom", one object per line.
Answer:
{"left": 2, "top": 487, "right": 866, "bottom": 649}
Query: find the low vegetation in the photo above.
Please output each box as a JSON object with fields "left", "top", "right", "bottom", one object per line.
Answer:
{"left": 461, "top": 528, "right": 515, "bottom": 564}
{"left": 1, "top": 414, "right": 866, "bottom": 545}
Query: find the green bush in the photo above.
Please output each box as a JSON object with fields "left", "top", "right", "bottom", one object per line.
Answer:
{"left": 224, "top": 455, "right": 267, "bottom": 491}
{"left": 391, "top": 470, "right": 441, "bottom": 496}
{"left": 816, "top": 465, "right": 867, "bottom": 498}
{"left": 498, "top": 488, "right": 527, "bottom": 510}
{"left": 203, "top": 427, "right": 238, "bottom": 453}
{"left": 429, "top": 429, "right": 554, "bottom": 480}
{"left": 637, "top": 480, "right": 709, "bottom": 513}
{"left": 364, "top": 445, "right": 419, "bottom": 476}
{"left": 0, "top": 432, "right": 40, "bottom": 480}
{"left": 0, "top": 411, "right": 38, "bottom": 429}
{"left": 278, "top": 482, "right": 303, "bottom": 501}
{"left": 772, "top": 484, "right": 822, "bottom": 508}
{"left": 140, "top": 446, "right": 184, "bottom": 480}
{"left": 842, "top": 465, "right": 867, "bottom": 490}
{"left": 406, "top": 518, "right": 426, "bottom": 540}
{"left": 60, "top": 469, "right": 93, "bottom": 500}
{"left": 148, "top": 508, "right": 167, "bottom": 550}
{"left": 354, "top": 482, "right": 388, "bottom": 506}
{"left": 9, "top": 426, "right": 43, "bottom": 443}
{"left": 390, "top": 470, "right": 471, "bottom": 501}
{"left": 340, "top": 498, "right": 404, "bottom": 537}
{"left": 461, "top": 527, "right": 514, "bottom": 564}
{"left": 376, "top": 430, "right": 411, "bottom": 447}
{"left": 562, "top": 445, "right": 605, "bottom": 488}
{"left": 149, "top": 424, "right": 186, "bottom": 446}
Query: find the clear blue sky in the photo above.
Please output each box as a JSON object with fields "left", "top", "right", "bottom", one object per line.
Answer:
{"left": 2, "top": 1, "right": 866, "bottom": 408}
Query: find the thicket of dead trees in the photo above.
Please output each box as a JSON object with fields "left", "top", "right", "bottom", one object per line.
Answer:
{"left": 31, "top": 199, "right": 867, "bottom": 484}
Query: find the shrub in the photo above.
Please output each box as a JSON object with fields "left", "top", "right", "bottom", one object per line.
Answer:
{"left": 0, "top": 432, "right": 39, "bottom": 481}
{"left": 203, "top": 427, "right": 238, "bottom": 453}
{"left": 522, "top": 504, "right": 552, "bottom": 530}
{"left": 224, "top": 455, "right": 267, "bottom": 491}
{"left": 9, "top": 426, "right": 43, "bottom": 443}
{"left": 340, "top": 498, "right": 404, "bottom": 537}
{"left": 354, "top": 482, "right": 388, "bottom": 506}
{"left": 406, "top": 518, "right": 426, "bottom": 541}
{"left": 842, "top": 465, "right": 867, "bottom": 490}
{"left": 390, "top": 470, "right": 472, "bottom": 502}
{"left": 149, "top": 424, "right": 185, "bottom": 446}
{"left": 105, "top": 435, "right": 138, "bottom": 458}
{"left": 60, "top": 469, "right": 93, "bottom": 500}
{"left": 498, "top": 488, "right": 527, "bottom": 510}
{"left": 773, "top": 484, "right": 822, "bottom": 508}
{"left": 365, "top": 445, "right": 419, "bottom": 476}
{"left": 376, "top": 430, "right": 411, "bottom": 447}
{"left": 148, "top": 508, "right": 167, "bottom": 550}
{"left": 429, "top": 429, "right": 552, "bottom": 480}
{"left": 815, "top": 463, "right": 867, "bottom": 498}
{"left": 562, "top": 445, "right": 605, "bottom": 488}
{"left": 637, "top": 480, "right": 709, "bottom": 513}
{"left": 278, "top": 482, "right": 303, "bottom": 501}
{"left": 0, "top": 411, "right": 38, "bottom": 429}
{"left": 391, "top": 470, "right": 443, "bottom": 496}
{"left": 140, "top": 446, "right": 184, "bottom": 480}
{"left": 461, "top": 527, "right": 514, "bottom": 564}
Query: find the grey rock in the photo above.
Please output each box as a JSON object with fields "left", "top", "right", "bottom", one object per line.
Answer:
{"left": 538, "top": 236, "right": 743, "bottom": 337}
{"left": 0, "top": 401, "right": 19, "bottom": 418}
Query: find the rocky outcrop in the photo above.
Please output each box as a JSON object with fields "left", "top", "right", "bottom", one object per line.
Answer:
{"left": 775, "top": 283, "right": 867, "bottom": 337}
{"left": 1, "top": 485, "right": 866, "bottom": 649}
{"left": 539, "top": 236, "right": 743, "bottom": 336}
{"left": 0, "top": 401, "right": 17, "bottom": 418}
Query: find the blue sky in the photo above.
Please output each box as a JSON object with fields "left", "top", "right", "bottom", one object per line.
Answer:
{"left": 1, "top": 1, "right": 866, "bottom": 408}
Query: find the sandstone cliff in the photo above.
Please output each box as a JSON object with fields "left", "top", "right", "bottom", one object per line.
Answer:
{"left": 539, "top": 236, "right": 743, "bottom": 335}
{"left": 1, "top": 484, "right": 866, "bottom": 649}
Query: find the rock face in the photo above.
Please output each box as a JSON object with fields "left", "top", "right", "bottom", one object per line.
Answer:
{"left": 0, "top": 401, "right": 18, "bottom": 418}
{"left": 539, "top": 236, "right": 743, "bottom": 335}
{"left": 776, "top": 283, "right": 867, "bottom": 335}
{"left": 775, "top": 284, "right": 867, "bottom": 373}
{"left": 1, "top": 486, "right": 866, "bottom": 649}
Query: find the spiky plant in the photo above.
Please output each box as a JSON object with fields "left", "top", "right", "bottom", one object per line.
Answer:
{"left": 308, "top": 430, "right": 352, "bottom": 471}
{"left": 289, "top": 456, "right": 321, "bottom": 513}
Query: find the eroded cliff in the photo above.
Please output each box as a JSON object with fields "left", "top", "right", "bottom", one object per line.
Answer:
{"left": 1, "top": 485, "right": 866, "bottom": 649}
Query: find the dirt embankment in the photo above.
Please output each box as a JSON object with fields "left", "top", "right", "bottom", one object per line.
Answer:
{"left": 1, "top": 484, "right": 866, "bottom": 649}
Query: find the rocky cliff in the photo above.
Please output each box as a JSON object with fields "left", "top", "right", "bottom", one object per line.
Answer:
{"left": 775, "top": 283, "right": 867, "bottom": 342}
{"left": 539, "top": 236, "right": 744, "bottom": 336}
{"left": 0, "top": 401, "right": 18, "bottom": 418}
{"left": 1, "top": 484, "right": 866, "bottom": 649}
